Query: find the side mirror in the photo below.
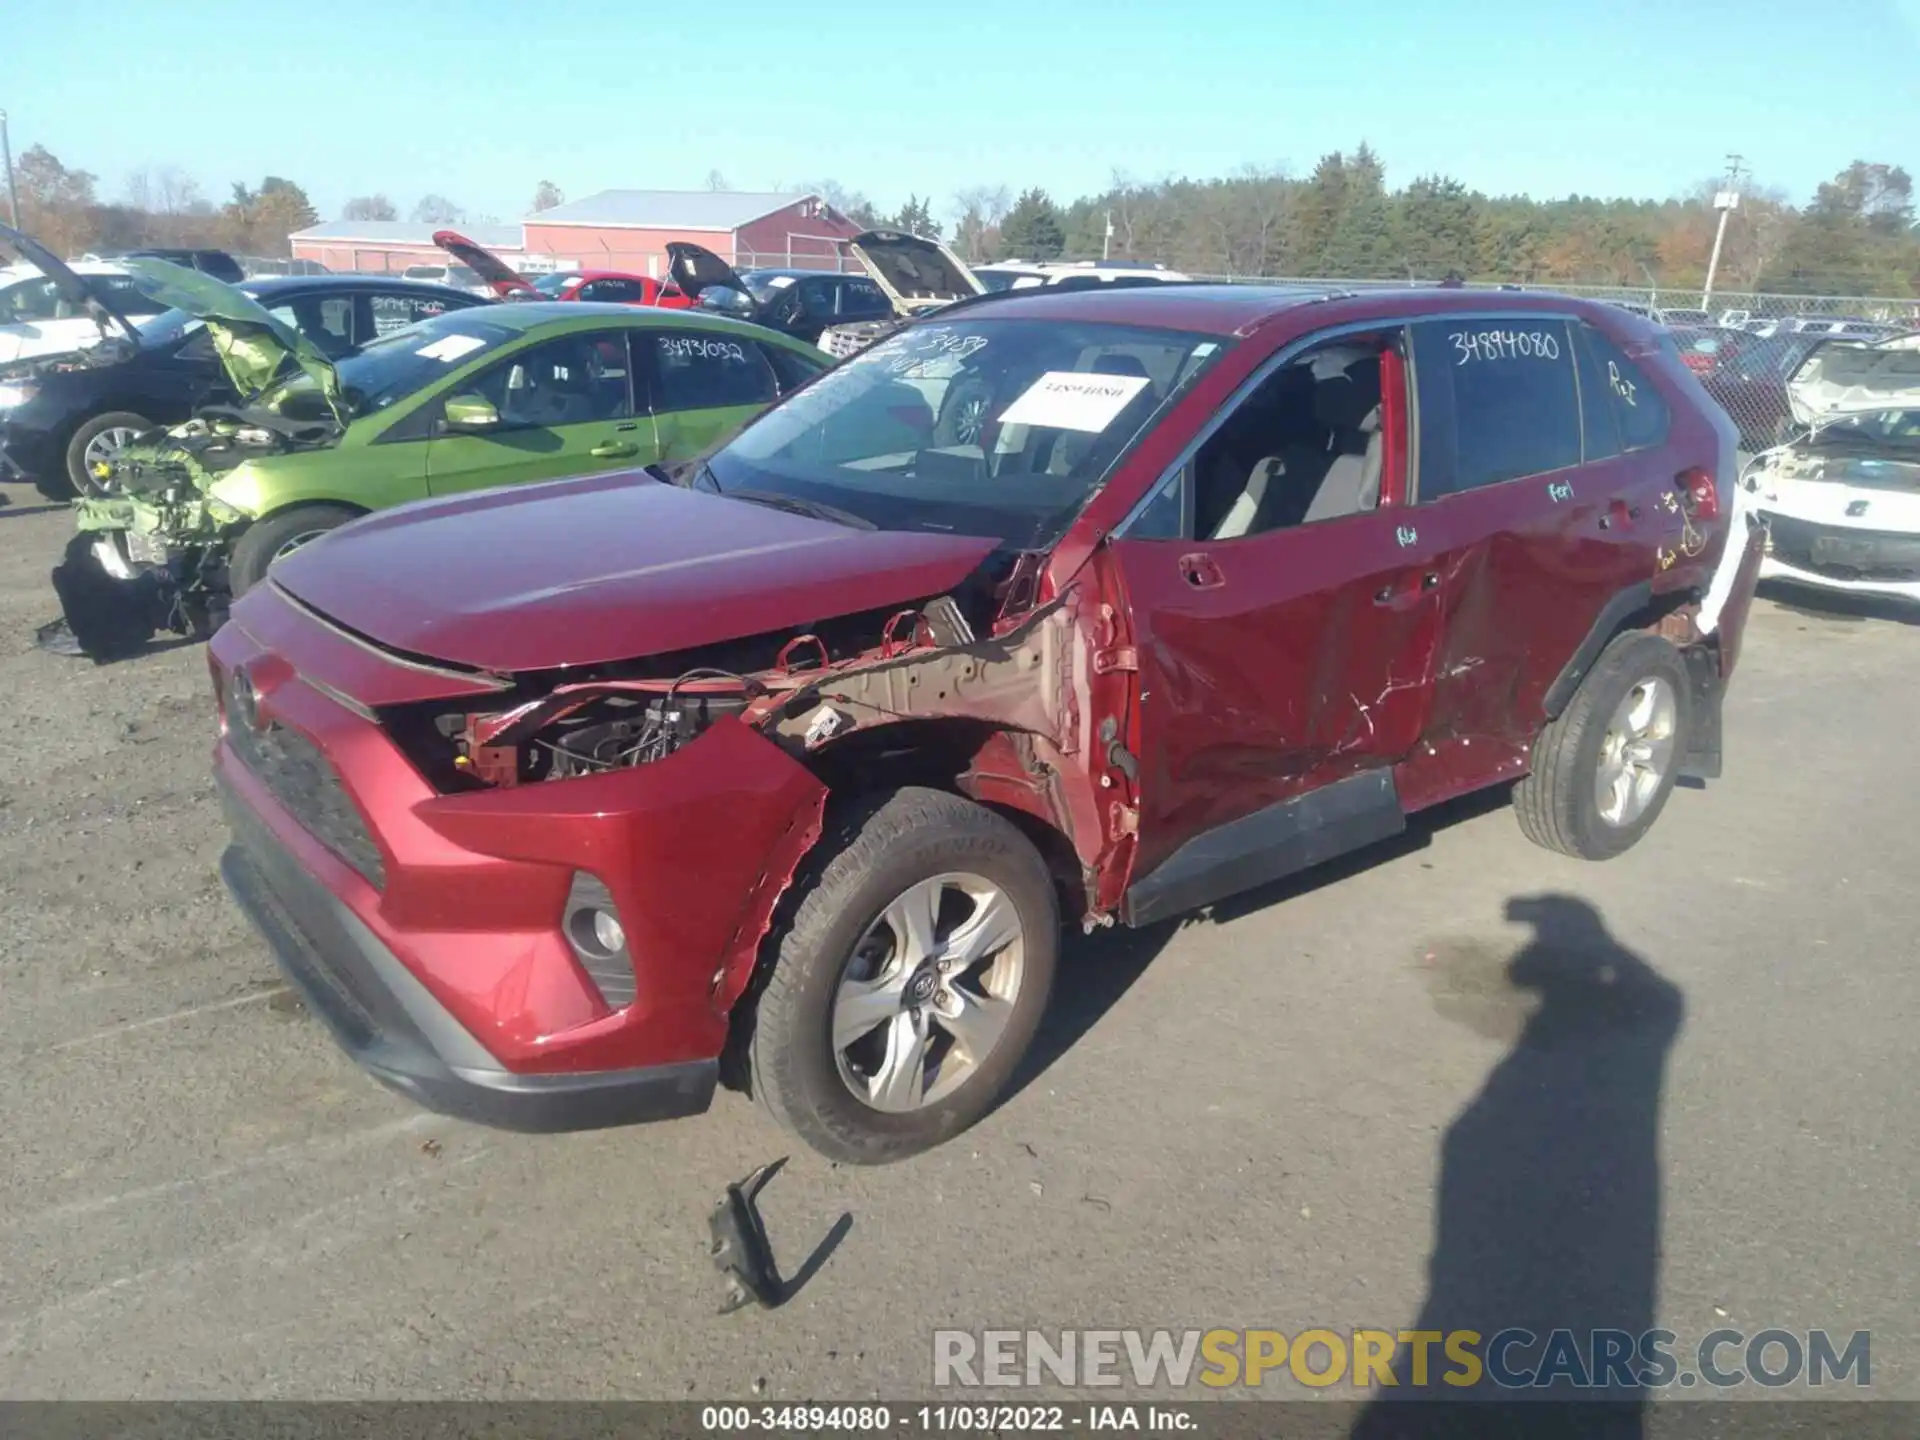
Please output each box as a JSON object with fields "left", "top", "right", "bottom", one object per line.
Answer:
{"left": 442, "top": 393, "right": 500, "bottom": 431}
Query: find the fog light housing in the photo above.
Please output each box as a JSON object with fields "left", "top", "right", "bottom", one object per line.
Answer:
{"left": 562, "top": 872, "right": 636, "bottom": 1010}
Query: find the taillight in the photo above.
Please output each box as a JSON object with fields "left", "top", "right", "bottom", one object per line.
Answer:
{"left": 1678, "top": 466, "right": 1720, "bottom": 521}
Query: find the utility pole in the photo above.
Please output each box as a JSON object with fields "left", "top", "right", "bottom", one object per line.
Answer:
{"left": 0, "top": 111, "right": 18, "bottom": 229}
{"left": 1702, "top": 153, "right": 1744, "bottom": 313}
{"left": 1103, "top": 210, "right": 1113, "bottom": 261}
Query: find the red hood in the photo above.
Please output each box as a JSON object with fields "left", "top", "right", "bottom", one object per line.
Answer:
{"left": 268, "top": 473, "right": 999, "bottom": 674}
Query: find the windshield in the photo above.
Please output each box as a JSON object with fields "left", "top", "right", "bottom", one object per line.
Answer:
{"left": 533, "top": 272, "right": 579, "bottom": 294}
{"left": 1807, "top": 409, "right": 1920, "bottom": 456}
{"left": 263, "top": 309, "right": 523, "bottom": 419}
{"left": 705, "top": 317, "right": 1228, "bottom": 549}
{"left": 446, "top": 264, "right": 482, "bottom": 288}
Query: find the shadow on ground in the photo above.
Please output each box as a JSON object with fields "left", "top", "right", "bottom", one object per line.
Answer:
{"left": 1006, "top": 785, "right": 1515, "bottom": 1105}
{"left": 1759, "top": 579, "right": 1920, "bottom": 628}
{"left": 1347, "top": 894, "right": 1684, "bottom": 1440}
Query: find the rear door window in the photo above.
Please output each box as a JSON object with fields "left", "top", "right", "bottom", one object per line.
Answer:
{"left": 838, "top": 278, "right": 891, "bottom": 319}
{"left": 1576, "top": 324, "right": 1670, "bottom": 452}
{"left": 369, "top": 291, "right": 456, "bottom": 337}
{"left": 646, "top": 330, "right": 778, "bottom": 412}
{"left": 1410, "top": 318, "right": 1581, "bottom": 499}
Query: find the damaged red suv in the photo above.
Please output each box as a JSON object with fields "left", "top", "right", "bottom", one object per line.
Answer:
{"left": 210, "top": 284, "right": 1765, "bottom": 1163}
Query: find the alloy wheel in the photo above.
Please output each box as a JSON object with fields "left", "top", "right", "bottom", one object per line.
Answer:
{"left": 831, "top": 872, "right": 1026, "bottom": 1113}
{"left": 1594, "top": 676, "right": 1678, "bottom": 827}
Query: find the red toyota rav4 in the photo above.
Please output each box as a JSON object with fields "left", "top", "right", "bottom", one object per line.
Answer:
{"left": 209, "top": 285, "right": 1765, "bottom": 1163}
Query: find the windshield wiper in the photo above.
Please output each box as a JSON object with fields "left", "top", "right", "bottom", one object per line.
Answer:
{"left": 722, "top": 487, "right": 876, "bottom": 530}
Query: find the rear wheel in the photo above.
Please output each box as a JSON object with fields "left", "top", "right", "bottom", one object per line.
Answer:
{"left": 1515, "top": 631, "right": 1691, "bottom": 860}
{"left": 746, "top": 788, "right": 1059, "bottom": 1165}
{"left": 64, "top": 411, "right": 154, "bottom": 497}
{"left": 227, "top": 504, "right": 363, "bottom": 596}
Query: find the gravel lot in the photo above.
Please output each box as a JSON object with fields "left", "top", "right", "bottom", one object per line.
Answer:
{"left": 1, "top": 476, "right": 1913, "bottom": 1403}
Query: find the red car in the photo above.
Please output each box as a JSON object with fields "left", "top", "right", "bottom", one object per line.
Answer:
{"left": 529, "top": 269, "right": 692, "bottom": 308}
{"left": 431, "top": 230, "right": 691, "bottom": 308}
{"left": 210, "top": 284, "right": 1764, "bottom": 1163}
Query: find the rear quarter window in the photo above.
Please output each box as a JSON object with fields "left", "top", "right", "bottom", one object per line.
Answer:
{"left": 1577, "top": 324, "right": 1670, "bottom": 452}
{"left": 1411, "top": 318, "right": 1581, "bottom": 499}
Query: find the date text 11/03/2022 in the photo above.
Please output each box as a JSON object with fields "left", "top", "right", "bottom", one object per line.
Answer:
{"left": 701, "top": 1407, "right": 1194, "bottom": 1432}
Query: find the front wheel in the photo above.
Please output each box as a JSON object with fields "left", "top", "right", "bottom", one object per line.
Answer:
{"left": 226, "top": 503, "right": 363, "bottom": 596}
{"left": 65, "top": 411, "right": 155, "bottom": 497}
{"left": 746, "top": 788, "right": 1059, "bottom": 1165}
{"left": 1515, "top": 631, "right": 1691, "bottom": 860}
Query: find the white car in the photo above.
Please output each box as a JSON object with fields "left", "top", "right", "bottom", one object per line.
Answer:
{"left": 0, "top": 259, "right": 161, "bottom": 364}
{"left": 975, "top": 259, "right": 1192, "bottom": 292}
{"left": 1746, "top": 333, "right": 1920, "bottom": 603}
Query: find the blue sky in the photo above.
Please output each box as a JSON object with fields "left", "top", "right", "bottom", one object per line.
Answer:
{"left": 4, "top": 0, "right": 1918, "bottom": 224}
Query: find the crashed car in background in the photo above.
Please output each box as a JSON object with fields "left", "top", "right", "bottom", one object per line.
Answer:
{"left": 2, "top": 256, "right": 487, "bottom": 499}
{"left": 431, "top": 230, "right": 693, "bottom": 309}
{"left": 668, "top": 229, "right": 985, "bottom": 357}
{"left": 0, "top": 225, "right": 167, "bottom": 366}
{"left": 50, "top": 259, "right": 832, "bottom": 660}
{"left": 1745, "top": 332, "right": 1920, "bottom": 604}
{"left": 205, "top": 284, "right": 1761, "bottom": 1165}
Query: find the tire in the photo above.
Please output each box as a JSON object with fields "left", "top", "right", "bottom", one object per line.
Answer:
{"left": 1515, "top": 631, "right": 1692, "bottom": 860}
{"left": 933, "top": 374, "right": 995, "bottom": 448}
{"left": 747, "top": 787, "right": 1059, "bottom": 1165}
{"left": 227, "top": 504, "right": 362, "bottom": 596}
{"left": 64, "top": 412, "right": 156, "bottom": 497}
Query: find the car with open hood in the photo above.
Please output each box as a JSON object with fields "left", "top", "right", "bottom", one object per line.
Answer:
{"left": 202, "top": 282, "right": 1764, "bottom": 1165}
{"left": 431, "top": 230, "right": 693, "bottom": 309}
{"left": 52, "top": 260, "right": 833, "bottom": 660}
{"left": 0, "top": 223, "right": 167, "bottom": 367}
{"left": 1, "top": 271, "right": 487, "bottom": 498}
{"left": 1743, "top": 332, "right": 1920, "bottom": 603}
{"left": 669, "top": 229, "right": 985, "bottom": 358}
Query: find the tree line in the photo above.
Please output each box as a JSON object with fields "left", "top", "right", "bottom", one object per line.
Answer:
{"left": 820, "top": 149, "right": 1919, "bottom": 298}
{"left": 9, "top": 137, "right": 1917, "bottom": 298}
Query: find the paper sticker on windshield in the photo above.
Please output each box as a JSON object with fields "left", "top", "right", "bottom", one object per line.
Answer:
{"left": 997, "top": 371, "right": 1151, "bottom": 432}
{"left": 764, "top": 275, "right": 796, "bottom": 289}
{"left": 416, "top": 334, "right": 488, "bottom": 362}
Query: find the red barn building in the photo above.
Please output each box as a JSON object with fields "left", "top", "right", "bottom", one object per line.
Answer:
{"left": 523, "top": 190, "right": 863, "bottom": 276}
{"left": 291, "top": 191, "right": 861, "bottom": 279}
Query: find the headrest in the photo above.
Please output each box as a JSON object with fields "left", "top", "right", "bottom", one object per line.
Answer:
{"left": 1313, "top": 358, "right": 1382, "bottom": 431}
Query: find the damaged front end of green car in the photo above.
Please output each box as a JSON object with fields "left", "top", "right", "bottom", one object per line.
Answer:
{"left": 43, "top": 259, "right": 343, "bottom": 661}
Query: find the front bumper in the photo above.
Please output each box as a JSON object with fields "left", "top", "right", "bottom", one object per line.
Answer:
{"left": 1757, "top": 510, "right": 1920, "bottom": 598}
{"left": 208, "top": 583, "right": 830, "bottom": 1133}
{"left": 220, "top": 774, "right": 719, "bottom": 1132}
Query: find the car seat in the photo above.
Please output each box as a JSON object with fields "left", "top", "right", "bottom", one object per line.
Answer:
{"left": 1299, "top": 357, "right": 1385, "bottom": 523}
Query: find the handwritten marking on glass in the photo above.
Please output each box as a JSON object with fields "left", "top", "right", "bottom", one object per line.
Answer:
{"left": 662, "top": 337, "right": 746, "bottom": 363}
{"left": 1547, "top": 481, "right": 1573, "bottom": 503}
{"left": 1607, "top": 360, "right": 1638, "bottom": 407}
{"left": 1450, "top": 328, "right": 1561, "bottom": 365}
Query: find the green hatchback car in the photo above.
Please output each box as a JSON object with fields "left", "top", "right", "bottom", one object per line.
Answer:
{"left": 52, "top": 259, "right": 833, "bottom": 659}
